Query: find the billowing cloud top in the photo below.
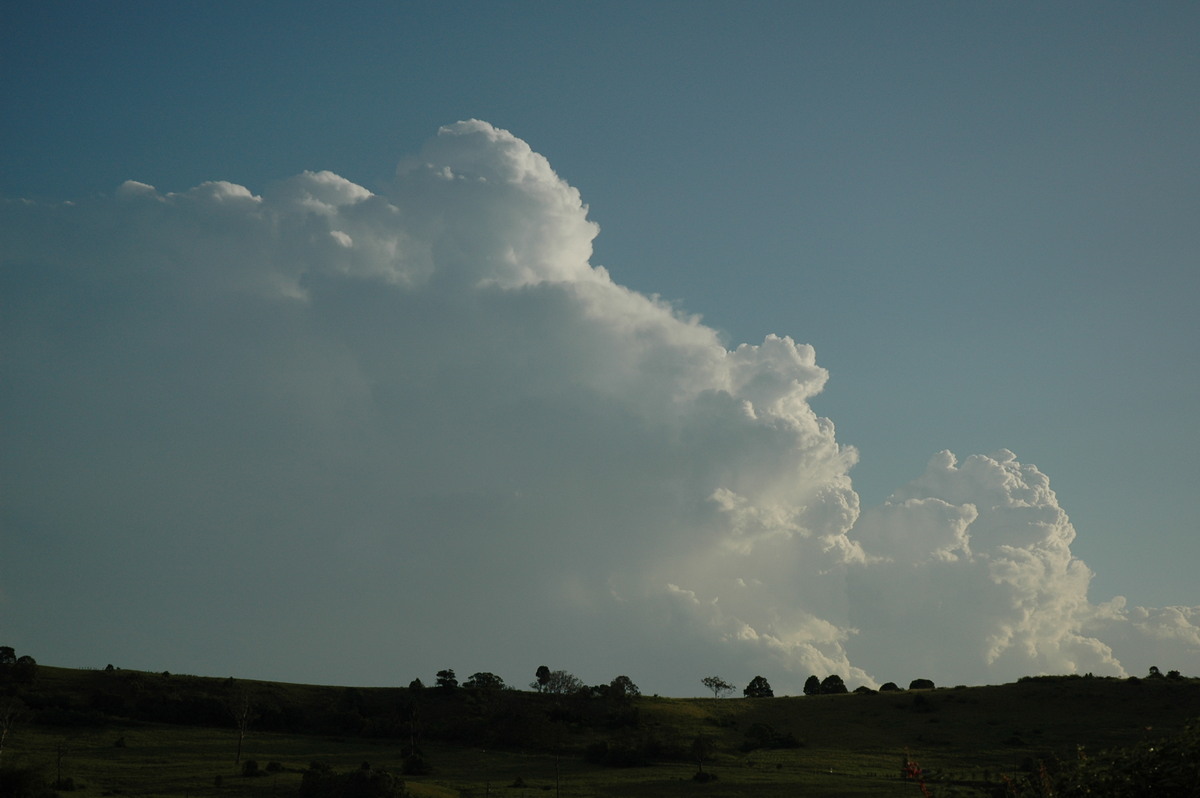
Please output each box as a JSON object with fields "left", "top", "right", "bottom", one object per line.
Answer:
{"left": 1, "top": 121, "right": 1195, "bottom": 692}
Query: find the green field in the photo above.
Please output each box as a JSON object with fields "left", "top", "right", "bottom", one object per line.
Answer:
{"left": 3, "top": 666, "right": 1198, "bottom": 797}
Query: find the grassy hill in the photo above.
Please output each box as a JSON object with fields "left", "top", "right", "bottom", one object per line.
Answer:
{"left": 3, "top": 665, "right": 1198, "bottom": 797}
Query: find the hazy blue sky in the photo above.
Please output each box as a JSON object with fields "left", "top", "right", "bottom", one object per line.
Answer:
{"left": 3, "top": 2, "right": 1197, "bottom": 694}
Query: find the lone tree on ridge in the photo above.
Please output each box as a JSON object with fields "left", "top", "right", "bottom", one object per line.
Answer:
{"left": 701, "top": 676, "right": 735, "bottom": 698}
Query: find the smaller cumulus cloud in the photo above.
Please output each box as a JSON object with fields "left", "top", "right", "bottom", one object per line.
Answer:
{"left": 840, "top": 450, "right": 1200, "bottom": 686}
{"left": 1, "top": 120, "right": 1196, "bottom": 693}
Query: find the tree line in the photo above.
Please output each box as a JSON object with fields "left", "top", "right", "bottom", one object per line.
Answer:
{"left": 700, "top": 673, "right": 937, "bottom": 699}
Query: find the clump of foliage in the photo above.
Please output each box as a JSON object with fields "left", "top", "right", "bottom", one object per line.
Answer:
{"left": 1002, "top": 718, "right": 1200, "bottom": 797}
{"left": 400, "top": 753, "right": 431, "bottom": 776}
{"left": 0, "top": 647, "right": 38, "bottom": 685}
{"left": 299, "top": 762, "right": 407, "bottom": 798}
{"left": 463, "top": 672, "right": 505, "bottom": 691}
{"left": 530, "top": 667, "right": 584, "bottom": 695}
{"left": 434, "top": 670, "right": 457, "bottom": 691}
{"left": 819, "top": 674, "right": 848, "bottom": 694}
{"left": 584, "top": 740, "right": 649, "bottom": 767}
{"left": 743, "top": 675, "right": 773, "bottom": 698}
{"left": 0, "top": 767, "right": 53, "bottom": 798}
{"left": 741, "top": 722, "right": 801, "bottom": 751}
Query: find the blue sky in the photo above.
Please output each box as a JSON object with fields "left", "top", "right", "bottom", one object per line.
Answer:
{"left": 2, "top": 2, "right": 1197, "bottom": 693}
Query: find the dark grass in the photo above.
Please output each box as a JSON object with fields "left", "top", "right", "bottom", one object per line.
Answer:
{"left": 4, "top": 667, "right": 1198, "bottom": 797}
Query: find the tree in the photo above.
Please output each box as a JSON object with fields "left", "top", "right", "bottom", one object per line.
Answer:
{"left": 701, "top": 676, "right": 735, "bottom": 699}
{"left": 435, "top": 669, "right": 458, "bottom": 691}
{"left": 803, "top": 675, "right": 820, "bottom": 696}
{"left": 540, "top": 669, "right": 584, "bottom": 695}
{"left": 608, "top": 675, "right": 640, "bottom": 701}
{"left": 743, "top": 675, "right": 773, "bottom": 698}
{"left": 0, "top": 647, "right": 14, "bottom": 671}
{"left": 226, "top": 691, "right": 259, "bottom": 766}
{"left": 11, "top": 656, "right": 35, "bottom": 685}
{"left": 1, "top": 698, "right": 24, "bottom": 764}
{"left": 532, "top": 665, "right": 551, "bottom": 692}
{"left": 464, "top": 672, "right": 505, "bottom": 691}
{"left": 908, "top": 678, "right": 935, "bottom": 690}
{"left": 819, "top": 674, "right": 847, "bottom": 695}
{"left": 879, "top": 681, "right": 901, "bottom": 692}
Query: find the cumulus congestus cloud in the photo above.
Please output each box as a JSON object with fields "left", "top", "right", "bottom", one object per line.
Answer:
{"left": 1, "top": 120, "right": 1194, "bottom": 691}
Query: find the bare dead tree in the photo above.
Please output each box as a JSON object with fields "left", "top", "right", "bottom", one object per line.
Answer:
{"left": 227, "top": 690, "right": 259, "bottom": 766}
{"left": 0, "top": 698, "right": 24, "bottom": 764}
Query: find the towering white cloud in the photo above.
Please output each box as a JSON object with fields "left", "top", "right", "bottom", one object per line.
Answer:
{"left": 1, "top": 121, "right": 1194, "bottom": 693}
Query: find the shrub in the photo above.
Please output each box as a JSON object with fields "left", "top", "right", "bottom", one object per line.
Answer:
{"left": 1002, "top": 717, "right": 1200, "bottom": 796}
{"left": 585, "top": 740, "right": 649, "bottom": 767}
{"left": 0, "top": 768, "right": 51, "bottom": 796}
{"left": 909, "top": 678, "right": 935, "bottom": 690}
{"left": 400, "top": 754, "right": 431, "bottom": 776}
{"left": 299, "top": 764, "right": 407, "bottom": 798}
{"left": 13, "top": 656, "right": 37, "bottom": 684}
{"left": 741, "top": 722, "right": 801, "bottom": 751}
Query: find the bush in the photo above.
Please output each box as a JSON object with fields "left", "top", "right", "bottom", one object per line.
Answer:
{"left": 908, "top": 678, "right": 935, "bottom": 690}
{"left": 13, "top": 656, "right": 38, "bottom": 684}
{"left": 299, "top": 764, "right": 407, "bottom": 798}
{"left": 741, "top": 722, "right": 801, "bottom": 751}
{"left": 585, "top": 741, "right": 648, "bottom": 767}
{"left": 1003, "top": 717, "right": 1200, "bottom": 796}
{"left": 0, "top": 768, "right": 52, "bottom": 796}
{"left": 400, "top": 754, "right": 431, "bottom": 776}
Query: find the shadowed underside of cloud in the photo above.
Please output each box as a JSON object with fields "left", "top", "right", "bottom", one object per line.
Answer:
{"left": 1, "top": 120, "right": 1195, "bottom": 692}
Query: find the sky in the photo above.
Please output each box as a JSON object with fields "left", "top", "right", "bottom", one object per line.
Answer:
{"left": 2, "top": 1, "right": 1198, "bottom": 696}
